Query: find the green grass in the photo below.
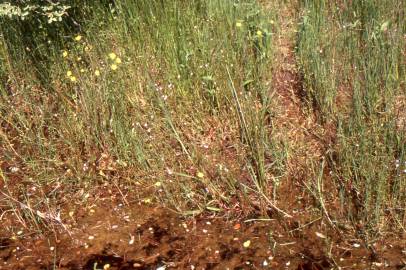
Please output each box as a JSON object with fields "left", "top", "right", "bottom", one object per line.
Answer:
{"left": 0, "top": 0, "right": 278, "bottom": 216}
{"left": 1, "top": 0, "right": 404, "bottom": 239}
{"left": 297, "top": 0, "right": 405, "bottom": 233}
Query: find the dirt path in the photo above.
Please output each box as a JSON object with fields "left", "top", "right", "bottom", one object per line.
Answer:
{"left": 269, "top": 1, "right": 329, "bottom": 181}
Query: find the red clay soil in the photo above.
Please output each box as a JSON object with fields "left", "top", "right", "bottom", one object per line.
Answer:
{"left": 0, "top": 195, "right": 405, "bottom": 270}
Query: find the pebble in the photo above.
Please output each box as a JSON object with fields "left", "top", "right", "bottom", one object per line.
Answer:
{"left": 129, "top": 235, "right": 135, "bottom": 245}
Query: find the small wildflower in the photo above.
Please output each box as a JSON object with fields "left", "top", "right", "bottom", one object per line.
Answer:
{"left": 84, "top": 46, "right": 90, "bottom": 52}
{"left": 243, "top": 240, "right": 251, "bottom": 248}
{"left": 66, "top": 70, "right": 72, "bottom": 77}
{"left": 115, "top": 57, "right": 122, "bottom": 64}
{"left": 197, "top": 172, "right": 204, "bottom": 178}
{"left": 80, "top": 68, "right": 85, "bottom": 73}
{"left": 143, "top": 198, "right": 152, "bottom": 204}
{"left": 77, "top": 57, "right": 82, "bottom": 61}
{"left": 256, "top": 30, "right": 263, "bottom": 37}
{"left": 103, "top": 264, "right": 111, "bottom": 270}
{"left": 62, "top": 50, "right": 68, "bottom": 58}
{"left": 236, "top": 22, "right": 242, "bottom": 28}
{"left": 70, "top": 76, "right": 77, "bottom": 82}
{"left": 111, "top": 64, "right": 118, "bottom": 70}
{"left": 74, "top": 35, "right": 82, "bottom": 41}
{"left": 94, "top": 70, "right": 100, "bottom": 76}
{"left": 108, "top": 52, "right": 117, "bottom": 60}
{"left": 154, "top": 182, "right": 162, "bottom": 187}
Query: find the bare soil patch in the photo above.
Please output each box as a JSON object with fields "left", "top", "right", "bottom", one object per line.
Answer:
{"left": 1, "top": 196, "right": 405, "bottom": 270}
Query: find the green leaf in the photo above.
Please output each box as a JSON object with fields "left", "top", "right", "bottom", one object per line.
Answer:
{"left": 202, "top": 75, "right": 214, "bottom": 81}
{"left": 206, "top": 206, "right": 221, "bottom": 212}
{"left": 243, "top": 79, "right": 254, "bottom": 86}
{"left": 380, "top": 20, "right": 390, "bottom": 32}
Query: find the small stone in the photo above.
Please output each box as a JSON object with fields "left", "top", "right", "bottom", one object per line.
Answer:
{"left": 129, "top": 235, "right": 135, "bottom": 245}
{"left": 315, "top": 232, "right": 326, "bottom": 239}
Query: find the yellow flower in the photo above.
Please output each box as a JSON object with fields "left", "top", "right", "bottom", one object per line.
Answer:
{"left": 103, "top": 264, "right": 110, "bottom": 270}
{"left": 74, "top": 35, "right": 82, "bottom": 41}
{"left": 256, "top": 30, "right": 263, "bottom": 37}
{"left": 236, "top": 22, "right": 242, "bottom": 28}
{"left": 154, "top": 181, "right": 162, "bottom": 187}
{"left": 197, "top": 172, "right": 204, "bottom": 178}
{"left": 77, "top": 57, "right": 82, "bottom": 61}
{"left": 143, "top": 198, "right": 152, "bottom": 204}
{"left": 66, "top": 70, "right": 72, "bottom": 77}
{"left": 62, "top": 51, "right": 68, "bottom": 58}
{"left": 94, "top": 70, "right": 100, "bottom": 76}
{"left": 108, "top": 52, "right": 117, "bottom": 60}
{"left": 70, "top": 76, "right": 77, "bottom": 82}
{"left": 84, "top": 46, "right": 90, "bottom": 52}
{"left": 115, "top": 57, "right": 122, "bottom": 64}
{"left": 110, "top": 64, "right": 118, "bottom": 70}
{"left": 80, "top": 68, "right": 85, "bottom": 73}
